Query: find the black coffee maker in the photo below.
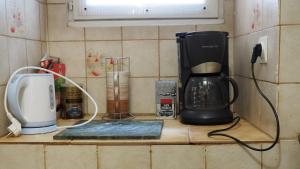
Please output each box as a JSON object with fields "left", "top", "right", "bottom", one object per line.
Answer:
{"left": 176, "top": 31, "right": 238, "bottom": 125}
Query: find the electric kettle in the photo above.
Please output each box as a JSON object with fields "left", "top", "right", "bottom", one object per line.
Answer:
{"left": 7, "top": 74, "right": 57, "bottom": 134}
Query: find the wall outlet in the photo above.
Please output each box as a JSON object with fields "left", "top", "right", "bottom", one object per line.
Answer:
{"left": 258, "top": 36, "right": 268, "bottom": 64}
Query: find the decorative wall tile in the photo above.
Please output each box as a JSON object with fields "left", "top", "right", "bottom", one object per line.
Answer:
{"left": 48, "top": 42, "right": 86, "bottom": 77}
{"left": 86, "top": 41, "right": 122, "bottom": 77}
{"left": 87, "top": 78, "right": 106, "bottom": 114}
{"left": 85, "top": 27, "right": 122, "bottom": 40}
{"left": 279, "top": 25, "right": 300, "bottom": 83}
{"left": 0, "top": 0, "right": 7, "bottom": 35}
{"left": 26, "top": 40, "right": 42, "bottom": 66}
{"left": 152, "top": 145, "right": 205, "bottom": 169}
{"left": 8, "top": 37, "right": 27, "bottom": 73}
{"left": 280, "top": 0, "right": 300, "bottom": 25}
{"left": 278, "top": 84, "right": 300, "bottom": 139}
{"left": 130, "top": 78, "right": 157, "bottom": 114}
{"left": 123, "top": 40, "right": 158, "bottom": 77}
{"left": 99, "top": 146, "right": 151, "bottom": 169}
{"left": 262, "top": 141, "right": 300, "bottom": 169}
{"left": 159, "top": 25, "right": 195, "bottom": 39}
{"left": 45, "top": 145, "right": 97, "bottom": 169}
{"left": 6, "top": 0, "right": 26, "bottom": 37}
{"left": 48, "top": 4, "right": 84, "bottom": 41}
{"left": 206, "top": 144, "right": 261, "bottom": 169}
{"left": 0, "top": 144, "right": 44, "bottom": 169}
{"left": 25, "top": 0, "right": 40, "bottom": 40}
{"left": 235, "top": 0, "right": 262, "bottom": 36}
{"left": 122, "top": 26, "right": 158, "bottom": 40}
{"left": 159, "top": 40, "right": 178, "bottom": 77}
{"left": 0, "top": 36, "right": 9, "bottom": 85}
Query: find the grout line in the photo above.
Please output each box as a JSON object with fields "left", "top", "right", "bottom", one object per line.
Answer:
{"left": 43, "top": 145, "right": 47, "bottom": 169}
{"left": 277, "top": 26, "right": 282, "bottom": 120}
{"left": 278, "top": 0, "right": 282, "bottom": 26}
{"left": 204, "top": 145, "right": 207, "bottom": 169}
{"left": 47, "top": 3, "right": 66, "bottom": 5}
{"left": 36, "top": 0, "right": 47, "bottom": 5}
{"left": 277, "top": 31, "right": 282, "bottom": 84}
{"left": 96, "top": 146, "right": 100, "bottom": 169}
{"left": 280, "top": 23, "right": 300, "bottom": 26}
{"left": 25, "top": 40, "right": 29, "bottom": 67}
{"left": 83, "top": 27, "right": 89, "bottom": 115}
{"left": 234, "top": 74, "right": 278, "bottom": 84}
{"left": 0, "top": 33, "right": 46, "bottom": 42}
{"left": 158, "top": 30, "right": 161, "bottom": 80}
{"left": 261, "top": 144, "right": 263, "bottom": 169}
{"left": 38, "top": 1, "right": 43, "bottom": 42}
{"left": 4, "top": 36, "right": 11, "bottom": 77}
{"left": 233, "top": 25, "right": 280, "bottom": 38}
{"left": 121, "top": 26, "right": 124, "bottom": 58}
{"left": 47, "top": 39, "right": 166, "bottom": 42}
{"left": 150, "top": 145, "right": 153, "bottom": 169}
{"left": 236, "top": 74, "right": 300, "bottom": 85}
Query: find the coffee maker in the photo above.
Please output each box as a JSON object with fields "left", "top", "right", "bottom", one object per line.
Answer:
{"left": 176, "top": 31, "right": 238, "bottom": 125}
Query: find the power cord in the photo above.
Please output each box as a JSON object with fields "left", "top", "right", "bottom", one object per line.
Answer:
{"left": 208, "top": 44, "right": 280, "bottom": 151}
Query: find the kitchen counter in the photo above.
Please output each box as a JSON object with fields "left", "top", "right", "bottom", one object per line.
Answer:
{"left": 0, "top": 115, "right": 272, "bottom": 145}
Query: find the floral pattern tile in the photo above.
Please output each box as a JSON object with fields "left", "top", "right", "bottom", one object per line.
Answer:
{"left": 6, "top": 0, "right": 26, "bottom": 36}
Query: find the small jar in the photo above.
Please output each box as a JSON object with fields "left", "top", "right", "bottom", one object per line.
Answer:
{"left": 60, "top": 84, "right": 84, "bottom": 119}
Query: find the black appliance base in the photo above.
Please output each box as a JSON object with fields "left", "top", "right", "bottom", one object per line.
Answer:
{"left": 180, "top": 109, "right": 233, "bottom": 125}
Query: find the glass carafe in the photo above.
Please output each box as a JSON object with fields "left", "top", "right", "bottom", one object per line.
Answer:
{"left": 184, "top": 75, "right": 238, "bottom": 111}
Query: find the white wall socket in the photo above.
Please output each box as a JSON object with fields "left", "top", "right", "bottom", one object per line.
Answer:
{"left": 258, "top": 36, "right": 268, "bottom": 64}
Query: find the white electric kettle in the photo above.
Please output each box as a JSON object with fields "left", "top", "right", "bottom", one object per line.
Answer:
{"left": 5, "top": 65, "right": 99, "bottom": 137}
{"left": 7, "top": 74, "right": 57, "bottom": 134}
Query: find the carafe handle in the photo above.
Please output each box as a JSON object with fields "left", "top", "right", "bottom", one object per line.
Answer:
{"left": 227, "top": 77, "right": 239, "bottom": 105}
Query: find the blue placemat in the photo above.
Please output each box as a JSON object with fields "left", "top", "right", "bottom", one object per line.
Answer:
{"left": 53, "top": 120, "right": 164, "bottom": 140}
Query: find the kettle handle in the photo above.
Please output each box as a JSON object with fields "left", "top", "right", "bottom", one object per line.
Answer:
{"left": 227, "top": 77, "right": 239, "bottom": 105}
{"left": 9, "top": 75, "right": 29, "bottom": 122}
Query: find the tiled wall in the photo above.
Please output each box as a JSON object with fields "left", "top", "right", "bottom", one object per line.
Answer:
{"left": 1, "top": 142, "right": 300, "bottom": 169}
{"left": 234, "top": 0, "right": 300, "bottom": 168}
{"left": 46, "top": 0, "right": 234, "bottom": 115}
{"left": 0, "top": 0, "right": 47, "bottom": 136}
{"left": 234, "top": 0, "right": 280, "bottom": 136}
{"left": 0, "top": 144, "right": 270, "bottom": 169}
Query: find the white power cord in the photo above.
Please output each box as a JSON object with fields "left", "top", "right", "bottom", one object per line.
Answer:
{"left": 4, "top": 66, "right": 99, "bottom": 136}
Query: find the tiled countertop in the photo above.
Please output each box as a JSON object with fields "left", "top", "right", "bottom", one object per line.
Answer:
{"left": 0, "top": 115, "right": 272, "bottom": 145}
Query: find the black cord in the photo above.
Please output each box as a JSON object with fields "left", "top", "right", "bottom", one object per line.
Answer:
{"left": 207, "top": 63, "right": 280, "bottom": 152}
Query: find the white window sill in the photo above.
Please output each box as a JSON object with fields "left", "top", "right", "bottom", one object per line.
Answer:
{"left": 68, "top": 18, "right": 224, "bottom": 27}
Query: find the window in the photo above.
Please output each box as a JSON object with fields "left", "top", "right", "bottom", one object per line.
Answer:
{"left": 68, "top": 0, "right": 224, "bottom": 27}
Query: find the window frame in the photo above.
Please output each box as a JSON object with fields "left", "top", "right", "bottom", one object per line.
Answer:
{"left": 67, "top": 0, "right": 224, "bottom": 27}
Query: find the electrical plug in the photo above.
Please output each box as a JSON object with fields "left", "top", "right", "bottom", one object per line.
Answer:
{"left": 7, "top": 117, "right": 22, "bottom": 136}
{"left": 251, "top": 43, "right": 262, "bottom": 64}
